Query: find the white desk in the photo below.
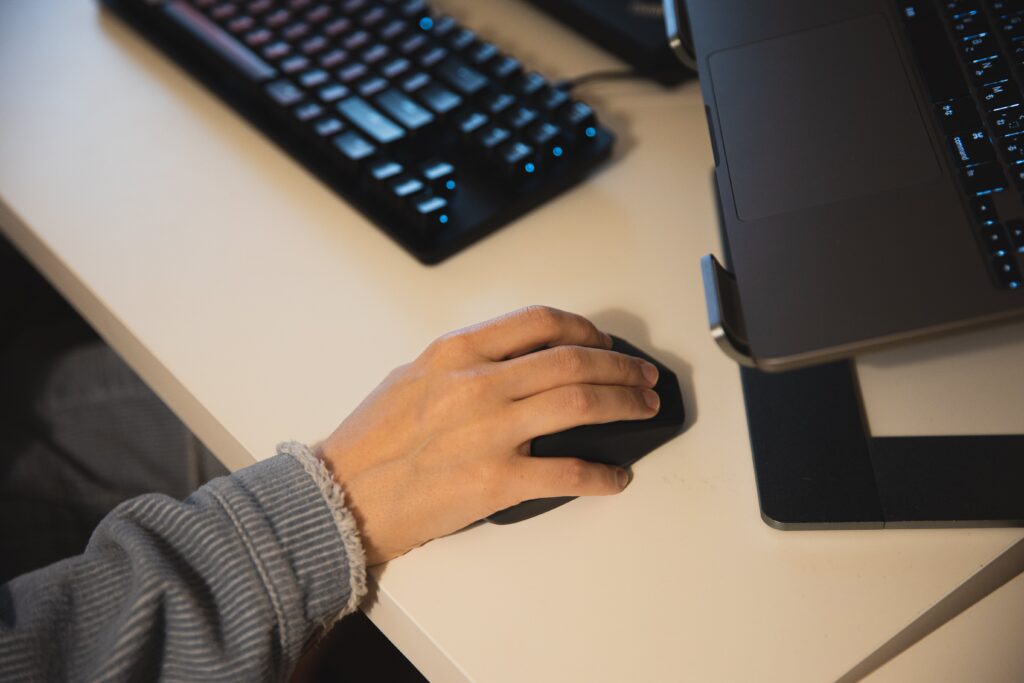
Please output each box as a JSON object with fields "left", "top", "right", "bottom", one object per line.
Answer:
{"left": 1, "top": 0, "right": 1022, "bottom": 680}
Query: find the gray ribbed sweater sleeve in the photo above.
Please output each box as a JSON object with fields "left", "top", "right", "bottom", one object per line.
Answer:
{"left": 0, "top": 441, "right": 367, "bottom": 682}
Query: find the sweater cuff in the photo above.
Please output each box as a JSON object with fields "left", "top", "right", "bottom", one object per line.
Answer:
{"left": 223, "top": 442, "right": 368, "bottom": 659}
{"left": 277, "top": 440, "right": 368, "bottom": 617}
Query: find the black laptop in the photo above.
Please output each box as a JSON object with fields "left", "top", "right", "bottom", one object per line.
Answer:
{"left": 672, "top": 0, "right": 1024, "bottom": 370}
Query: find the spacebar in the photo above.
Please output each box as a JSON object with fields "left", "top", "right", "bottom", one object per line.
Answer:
{"left": 163, "top": 0, "right": 277, "bottom": 81}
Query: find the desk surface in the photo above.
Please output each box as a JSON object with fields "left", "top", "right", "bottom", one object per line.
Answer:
{"left": 2, "top": 1, "right": 1022, "bottom": 680}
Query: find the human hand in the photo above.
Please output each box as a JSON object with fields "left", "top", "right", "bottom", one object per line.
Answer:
{"left": 317, "top": 306, "right": 661, "bottom": 565}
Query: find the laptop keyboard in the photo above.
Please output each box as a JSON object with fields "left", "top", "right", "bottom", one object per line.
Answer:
{"left": 102, "top": 0, "right": 614, "bottom": 264}
{"left": 898, "top": 0, "right": 1024, "bottom": 289}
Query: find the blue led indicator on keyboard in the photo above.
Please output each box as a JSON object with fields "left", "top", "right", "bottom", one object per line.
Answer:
{"left": 524, "top": 162, "right": 536, "bottom": 173}
{"left": 584, "top": 126, "right": 596, "bottom": 138}
{"left": 445, "top": 179, "right": 456, "bottom": 190}
{"left": 552, "top": 146, "right": 563, "bottom": 157}
{"left": 419, "top": 17, "right": 433, "bottom": 30}
{"left": 439, "top": 214, "right": 449, "bottom": 224}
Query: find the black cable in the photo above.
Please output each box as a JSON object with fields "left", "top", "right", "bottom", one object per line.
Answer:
{"left": 556, "top": 68, "right": 647, "bottom": 91}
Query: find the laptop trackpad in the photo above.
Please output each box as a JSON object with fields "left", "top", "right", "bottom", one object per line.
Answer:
{"left": 709, "top": 14, "right": 939, "bottom": 222}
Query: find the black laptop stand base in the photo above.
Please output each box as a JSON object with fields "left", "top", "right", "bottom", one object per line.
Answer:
{"left": 741, "top": 361, "right": 1024, "bottom": 530}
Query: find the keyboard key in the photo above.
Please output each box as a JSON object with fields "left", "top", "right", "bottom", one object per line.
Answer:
{"left": 319, "top": 49, "right": 349, "bottom": 69}
{"left": 419, "top": 46, "right": 450, "bottom": 69}
{"left": 227, "top": 15, "right": 256, "bottom": 34}
{"left": 281, "top": 54, "right": 310, "bottom": 74}
{"left": 263, "top": 41, "right": 291, "bottom": 60}
{"left": 469, "top": 42, "right": 499, "bottom": 66}
{"left": 515, "top": 72, "right": 546, "bottom": 98}
{"left": 357, "top": 76, "right": 389, "bottom": 97}
{"left": 966, "top": 56, "right": 1010, "bottom": 86}
{"left": 420, "top": 160, "right": 456, "bottom": 193}
{"left": 375, "top": 89, "right": 435, "bottom": 130}
{"left": 960, "top": 32, "right": 998, "bottom": 62}
{"left": 988, "top": 106, "right": 1024, "bottom": 136}
{"left": 970, "top": 196, "right": 998, "bottom": 223}
{"left": 430, "top": 15, "right": 458, "bottom": 38}
{"left": 398, "top": 32, "right": 428, "bottom": 55}
{"left": 992, "top": 253, "right": 1022, "bottom": 288}
{"left": 265, "top": 9, "right": 291, "bottom": 28}
{"left": 344, "top": 30, "right": 372, "bottom": 51}
{"left": 484, "top": 91, "right": 515, "bottom": 115}
{"left": 360, "top": 6, "right": 389, "bottom": 27}
{"left": 979, "top": 81, "right": 1021, "bottom": 111}
{"left": 380, "top": 57, "right": 412, "bottom": 79}
{"left": 961, "top": 162, "right": 1007, "bottom": 195}
{"left": 499, "top": 141, "right": 535, "bottom": 175}
{"left": 562, "top": 101, "right": 597, "bottom": 136}
{"left": 306, "top": 4, "right": 331, "bottom": 23}
{"left": 456, "top": 110, "right": 488, "bottom": 136}
{"left": 527, "top": 120, "right": 564, "bottom": 155}
{"left": 338, "top": 96, "right": 406, "bottom": 143}
{"left": 418, "top": 82, "right": 462, "bottom": 114}
{"left": 294, "top": 101, "right": 324, "bottom": 121}
{"left": 448, "top": 28, "right": 476, "bottom": 51}
{"left": 390, "top": 175, "right": 426, "bottom": 198}
{"left": 1006, "top": 220, "right": 1024, "bottom": 252}
{"left": 362, "top": 43, "right": 391, "bottom": 65}
{"left": 324, "top": 16, "right": 353, "bottom": 37}
{"left": 538, "top": 86, "right": 570, "bottom": 113}
{"left": 504, "top": 105, "right": 538, "bottom": 130}
{"left": 318, "top": 82, "right": 350, "bottom": 102}
{"left": 399, "top": 0, "right": 428, "bottom": 17}
{"left": 299, "top": 69, "right": 330, "bottom": 88}
{"left": 314, "top": 117, "right": 345, "bottom": 136}
{"left": 370, "top": 159, "right": 404, "bottom": 181}
{"left": 436, "top": 57, "right": 488, "bottom": 95}
{"left": 413, "top": 194, "right": 449, "bottom": 226}
{"left": 477, "top": 124, "right": 511, "bottom": 150}
{"left": 949, "top": 129, "right": 996, "bottom": 165}
{"left": 266, "top": 79, "right": 304, "bottom": 105}
{"left": 378, "top": 19, "right": 408, "bottom": 41}
{"left": 301, "top": 35, "right": 329, "bottom": 55}
{"left": 332, "top": 130, "right": 377, "bottom": 163}
{"left": 401, "top": 72, "right": 431, "bottom": 93}
{"left": 935, "top": 99, "right": 982, "bottom": 134}
{"left": 950, "top": 10, "right": 989, "bottom": 37}
{"left": 211, "top": 3, "right": 237, "bottom": 20}
{"left": 1001, "top": 133, "right": 1024, "bottom": 163}
{"left": 980, "top": 221, "right": 1010, "bottom": 254}
{"left": 282, "top": 22, "right": 310, "bottom": 41}
{"left": 338, "top": 62, "right": 370, "bottom": 83}
{"left": 490, "top": 56, "right": 522, "bottom": 81}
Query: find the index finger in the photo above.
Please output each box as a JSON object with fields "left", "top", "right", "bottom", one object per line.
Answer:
{"left": 461, "top": 306, "right": 612, "bottom": 361}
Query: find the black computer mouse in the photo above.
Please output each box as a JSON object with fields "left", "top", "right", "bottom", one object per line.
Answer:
{"left": 487, "top": 336, "right": 686, "bottom": 524}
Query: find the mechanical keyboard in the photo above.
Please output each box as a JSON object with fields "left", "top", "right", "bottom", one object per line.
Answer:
{"left": 898, "top": 0, "right": 1024, "bottom": 289}
{"left": 102, "top": 0, "right": 615, "bottom": 263}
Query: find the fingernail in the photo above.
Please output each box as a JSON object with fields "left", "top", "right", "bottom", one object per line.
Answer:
{"left": 643, "top": 389, "right": 660, "bottom": 411}
{"left": 602, "top": 331, "right": 614, "bottom": 348}
{"left": 641, "top": 361, "right": 659, "bottom": 386}
{"left": 616, "top": 468, "right": 630, "bottom": 489}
